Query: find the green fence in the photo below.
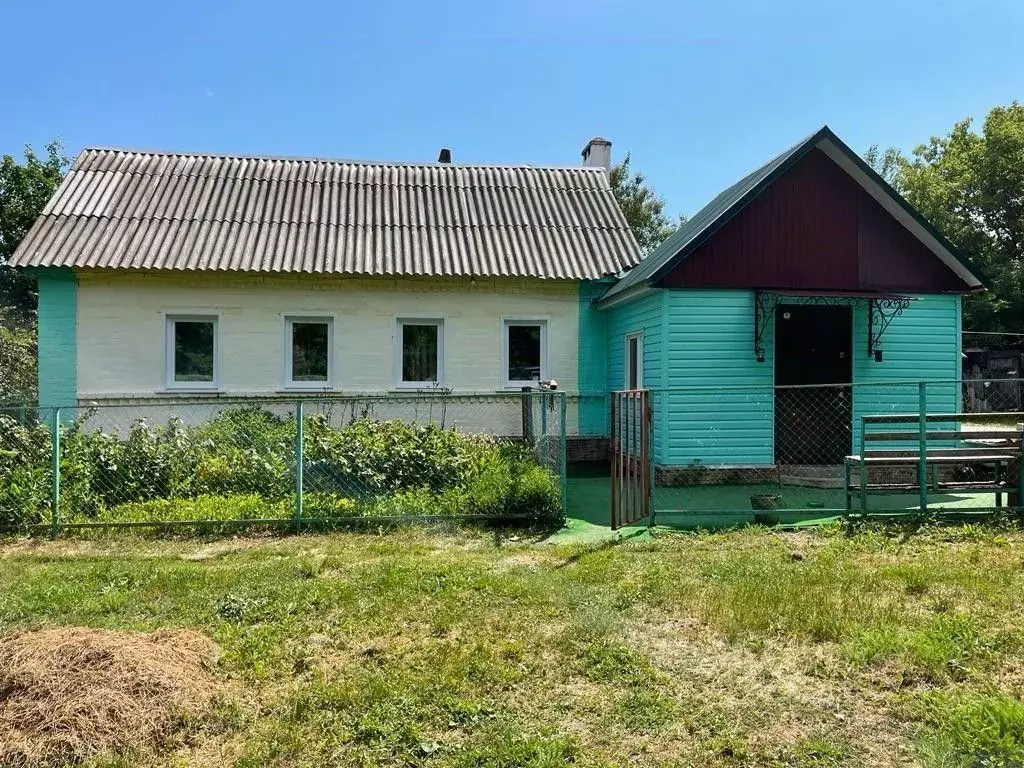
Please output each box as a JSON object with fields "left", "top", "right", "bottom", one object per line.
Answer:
{"left": 642, "top": 379, "right": 1024, "bottom": 526}
{"left": 0, "top": 392, "right": 568, "bottom": 535}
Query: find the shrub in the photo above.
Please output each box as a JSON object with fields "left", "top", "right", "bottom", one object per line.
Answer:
{"left": 0, "top": 417, "right": 51, "bottom": 528}
{"left": 308, "top": 418, "right": 480, "bottom": 493}
{"left": 0, "top": 407, "right": 562, "bottom": 529}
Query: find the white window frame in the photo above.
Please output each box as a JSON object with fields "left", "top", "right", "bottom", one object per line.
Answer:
{"left": 501, "top": 318, "right": 549, "bottom": 388}
{"left": 625, "top": 331, "right": 644, "bottom": 390}
{"left": 283, "top": 315, "right": 334, "bottom": 390}
{"left": 395, "top": 318, "right": 445, "bottom": 388}
{"left": 165, "top": 314, "right": 220, "bottom": 391}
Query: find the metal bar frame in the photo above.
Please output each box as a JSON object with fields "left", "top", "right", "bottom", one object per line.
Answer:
{"left": 610, "top": 389, "right": 652, "bottom": 530}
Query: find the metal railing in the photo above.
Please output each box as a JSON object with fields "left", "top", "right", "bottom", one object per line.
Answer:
{"left": 639, "top": 380, "right": 1023, "bottom": 524}
{"left": 0, "top": 392, "right": 568, "bottom": 535}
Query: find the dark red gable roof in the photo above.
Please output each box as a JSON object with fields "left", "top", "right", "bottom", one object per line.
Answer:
{"left": 661, "top": 148, "right": 970, "bottom": 293}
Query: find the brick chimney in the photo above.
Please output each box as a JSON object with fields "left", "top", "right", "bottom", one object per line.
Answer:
{"left": 581, "top": 137, "right": 612, "bottom": 169}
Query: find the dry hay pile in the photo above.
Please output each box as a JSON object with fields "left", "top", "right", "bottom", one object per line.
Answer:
{"left": 0, "top": 627, "right": 220, "bottom": 766}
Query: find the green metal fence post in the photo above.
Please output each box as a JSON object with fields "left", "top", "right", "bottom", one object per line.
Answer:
{"left": 50, "top": 408, "right": 61, "bottom": 538}
{"left": 559, "top": 392, "right": 567, "bottom": 518}
{"left": 294, "top": 401, "right": 304, "bottom": 532}
{"left": 918, "top": 382, "right": 928, "bottom": 514}
{"left": 858, "top": 415, "right": 868, "bottom": 517}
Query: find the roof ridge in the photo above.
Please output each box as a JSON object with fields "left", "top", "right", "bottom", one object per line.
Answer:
{"left": 78, "top": 146, "right": 607, "bottom": 172}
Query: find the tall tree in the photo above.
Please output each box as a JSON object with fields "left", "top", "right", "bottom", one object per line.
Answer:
{"left": 0, "top": 141, "right": 69, "bottom": 323}
{"left": 866, "top": 104, "right": 1024, "bottom": 332}
{"left": 863, "top": 144, "right": 904, "bottom": 186}
{"left": 608, "top": 153, "right": 683, "bottom": 253}
{"left": 903, "top": 105, "right": 1024, "bottom": 332}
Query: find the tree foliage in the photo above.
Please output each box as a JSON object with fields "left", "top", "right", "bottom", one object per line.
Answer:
{"left": 0, "top": 309, "right": 36, "bottom": 403}
{"left": 0, "top": 141, "right": 69, "bottom": 321}
{"left": 608, "top": 153, "right": 684, "bottom": 253}
{"left": 867, "top": 103, "right": 1024, "bottom": 332}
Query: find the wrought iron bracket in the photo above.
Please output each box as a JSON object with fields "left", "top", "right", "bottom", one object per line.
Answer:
{"left": 867, "top": 297, "right": 911, "bottom": 362}
{"left": 755, "top": 290, "right": 912, "bottom": 363}
{"left": 753, "top": 291, "right": 777, "bottom": 363}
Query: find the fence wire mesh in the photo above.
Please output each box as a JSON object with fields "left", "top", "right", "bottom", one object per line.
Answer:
{"left": 643, "top": 380, "right": 1022, "bottom": 525}
{"left": 0, "top": 392, "right": 568, "bottom": 534}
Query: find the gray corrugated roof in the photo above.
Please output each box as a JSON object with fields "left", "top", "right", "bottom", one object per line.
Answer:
{"left": 599, "top": 125, "right": 984, "bottom": 302}
{"left": 11, "top": 148, "right": 641, "bottom": 279}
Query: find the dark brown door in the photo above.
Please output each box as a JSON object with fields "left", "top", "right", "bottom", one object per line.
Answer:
{"left": 774, "top": 304, "right": 852, "bottom": 464}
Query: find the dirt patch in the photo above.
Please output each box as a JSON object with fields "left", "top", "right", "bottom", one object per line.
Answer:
{"left": 634, "top": 618, "right": 917, "bottom": 766}
{"left": 0, "top": 627, "right": 220, "bottom": 766}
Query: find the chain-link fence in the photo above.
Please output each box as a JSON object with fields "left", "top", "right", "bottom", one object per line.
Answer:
{"left": 0, "top": 392, "right": 568, "bottom": 534}
{"left": 0, "top": 401, "right": 33, "bottom": 426}
{"left": 643, "top": 380, "right": 1022, "bottom": 525}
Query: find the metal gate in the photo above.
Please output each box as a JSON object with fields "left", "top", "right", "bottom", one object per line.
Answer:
{"left": 610, "top": 389, "right": 652, "bottom": 529}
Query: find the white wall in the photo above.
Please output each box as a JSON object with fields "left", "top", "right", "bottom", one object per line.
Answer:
{"left": 75, "top": 272, "right": 582, "bottom": 432}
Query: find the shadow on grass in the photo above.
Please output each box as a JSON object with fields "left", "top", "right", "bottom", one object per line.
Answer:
{"left": 553, "top": 526, "right": 649, "bottom": 569}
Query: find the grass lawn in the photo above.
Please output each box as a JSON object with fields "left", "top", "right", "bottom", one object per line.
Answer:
{"left": 2, "top": 523, "right": 1024, "bottom": 766}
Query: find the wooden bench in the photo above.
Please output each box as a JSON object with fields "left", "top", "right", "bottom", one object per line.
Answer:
{"left": 844, "top": 412, "right": 1024, "bottom": 516}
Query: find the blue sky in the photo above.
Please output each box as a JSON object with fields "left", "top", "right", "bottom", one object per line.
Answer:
{"left": 4, "top": 0, "right": 1022, "bottom": 217}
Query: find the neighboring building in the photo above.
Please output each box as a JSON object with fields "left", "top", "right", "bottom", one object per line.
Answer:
{"left": 589, "top": 126, "right": 985, "bottom": 473}
{"left": 13, "top": 127, "right": 986, "bottom": 472}
{"left": 12, "top": 139, "right": 639, "bottom": 435}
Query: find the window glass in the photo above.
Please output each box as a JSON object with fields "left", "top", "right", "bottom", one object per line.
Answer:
{"left": 507, "top": 324, "right": 542, "bottom": 382}
{"left": 291, "top": 321, "right": 329, "bottom": 382}
{"left": 402, "top": 323, "right": 439, "bottom": 383}
{"left": 173, "top": 320, "right": 215, "bottom": 382}
{"left": 627, "top": 334, "right": 641, "bottom": 389}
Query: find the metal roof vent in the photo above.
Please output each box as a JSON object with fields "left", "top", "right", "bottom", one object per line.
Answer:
{"left": 438, "top": 148, "right": 452, "bottom": 163}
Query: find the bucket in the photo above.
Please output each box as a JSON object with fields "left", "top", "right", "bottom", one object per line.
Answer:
{"left": 750, "top": 493, "right": 781, "bottom": 526}
{"left": 750, "top": 493, "right": 781, "bottom": 510}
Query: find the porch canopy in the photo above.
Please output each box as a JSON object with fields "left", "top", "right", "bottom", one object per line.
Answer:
{"left": 754, "top": 289, "right": 913, "bottom": 363}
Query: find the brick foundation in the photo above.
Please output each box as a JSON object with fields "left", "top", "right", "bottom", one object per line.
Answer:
{"left": 567, "top": 436, "right": 609, "bottom": 464}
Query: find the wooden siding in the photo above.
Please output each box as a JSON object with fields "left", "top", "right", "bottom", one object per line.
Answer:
{"left": 578, "top": 281, "right": 610, "bottom": 434}
{"left": 850, "top": 294, "right": 961, "bottom": 446}
{"left": 37, "top": 268, "right": 78, "bottom": 409}
{"left": 663, "top": 290, "right": 774, "bottom": 465}
{"left": 657, "top": 290, "right": 962, "bottom": 467}
{"left": 606, "top": 292, "right": 665, "bottom": 460}
{"left": 661, "top": 149, "right": 968, "bottom": 293}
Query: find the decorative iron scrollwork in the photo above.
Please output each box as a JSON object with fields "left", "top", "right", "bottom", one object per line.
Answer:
{"left": 754, "top": 291, "right": 912, "bottom": 363}
{"left": 867, "top": 297, "right": 911, "bottom": 362}
{"left": 753, "top": 291, "right": 777, "bottom": 363}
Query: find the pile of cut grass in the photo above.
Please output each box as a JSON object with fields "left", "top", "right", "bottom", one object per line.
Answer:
{"left": 0, "top": 627, "right": 220, "bottom": 766}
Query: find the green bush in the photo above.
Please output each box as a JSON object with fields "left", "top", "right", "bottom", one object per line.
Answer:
{"left": 0, "top": 416, "right": 52, "bottom": 528}
{"left": 306, "top": 417, "right": 480, "bottom": 493}
{"left": 0, "top": 407, "right": 562, "bottom": 529}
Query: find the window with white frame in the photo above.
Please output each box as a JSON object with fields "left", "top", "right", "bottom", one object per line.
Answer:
{"left": 285, "top": 316, "right": 332, "bottom": 388}
{"left": 502, "top": 319, "right": 547, "bottom": 387}
{"left": 166, "top": 315, "right": 218, "bottom": 389}
{"left": 397, "top": 319, "right": 443, "bottom": 386}
{"left": 625, "top": 332, "right": 643, "bottom": 390}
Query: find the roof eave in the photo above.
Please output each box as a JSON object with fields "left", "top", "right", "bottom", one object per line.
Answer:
{"left": 594, "top": 280, "right": 659, "bottom": 310}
